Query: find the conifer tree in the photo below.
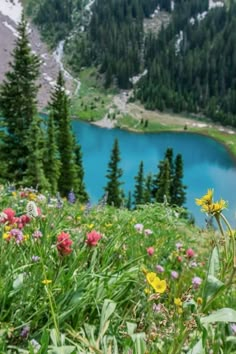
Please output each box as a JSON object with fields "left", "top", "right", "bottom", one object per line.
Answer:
{"left": 171, "top": 154, "right": 186, "bottom": 206}
{"left": 133, "top": 161, "right": 145, "bottom": 207}
{"left": 45, "top": 113, "right": 61, "bottom": 195}
{"left": 154, "top": 159, "right": 171, "bottom": 203}
{"left": 104, "top": 138, "right": 124, "bottom": 207}
{"left": 73, "top": 142, "right": 88, "bottom": 203}
{"left": 23, "top": 116, "right": 49, "bottom": 190}
{"left": 143, "top": 173, "right": 153, "bottom": 203}
{"left": 0, "top": 14, "right": 40, "bottom": 182}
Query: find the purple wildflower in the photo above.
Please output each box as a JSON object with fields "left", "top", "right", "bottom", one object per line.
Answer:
{"left": 20, "top": 326, "right": 30, "bottom": 338}
{"left": 153, "top": 303, "right": 162, "bottom": 312}
{"left": 176, "top": 242, "right": 183, "bottom": 250}
{"left": 192, "top": 276, "right": 202, "bottom": 289}
{"left": 230, "top": 323, "right": 236, "bottom": 335}
{"left": 68, "top": 191, "right": 76, "bottom": 204}
{"left": 10, "top": 229, "right": 23, "bottom": 244}
{"left": 30, "top": 339, "right": 41, "bottom": 352}
{"left": 32, "top": 230, "right": 42, "bottom": 239}
{"left": 171, "top": 271, "right": 179, "bottom": 279}
{"left": 156, "top": 265, "right": 164, "bottom": 273}
{"left": 32, "top": 255, "right": 40, "bottom": 262}
{"left": 144, "top": 229, "right": 153, "bottom": 235}
{"left": 134, "top": 223, "right": 144, "bottom": 233}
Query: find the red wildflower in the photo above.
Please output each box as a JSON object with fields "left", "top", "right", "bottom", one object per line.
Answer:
{"left": 147, "top": 247, "right": 155, "bottom": 256}
{"left": 86, "top": 230, "right": 102, "bottom": 247}
{"left": 56, "top": 232, "right": 73, "bottom": 256}
{"left": 2, "top": 208, "right": 15, "bottom": 224}
{"left": 186, "top": 248, "right": 195, "bottom": 258}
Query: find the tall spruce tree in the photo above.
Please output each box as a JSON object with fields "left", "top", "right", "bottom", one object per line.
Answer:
{"left": 73, "top": 142, "right": 88, "bottom": 203}
{"left": 133, "top": 161, "right": 145, "bottom": 207}
{"left": 143, "top": 173, "right": 153, "bottom": 203}
{"left": 153, "top": 159, "right": 171, "bottom": 203}
{"left": 104, "top": 138, "right": 124, "bottom": 207}
{"left": 171, "top": 154, "right": 186, "bottom": 206}
{"left": 0, "top": 14, "right": 40, "bottom": 183}
{"left": 23, "top": 116, "right": 49, "bottom": 190}
{"left": 45, "top": 113, "right": 61, "bottom": 195}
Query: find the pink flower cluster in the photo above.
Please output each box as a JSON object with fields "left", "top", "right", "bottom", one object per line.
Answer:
{"left": 1, "top": 208, "right": 30, "bottom": 229}
{"left": 56, "top": 232, "right": 73, "bottom": 256}
{"left": 86, "top": 230, "right": 102, "bottom": 247}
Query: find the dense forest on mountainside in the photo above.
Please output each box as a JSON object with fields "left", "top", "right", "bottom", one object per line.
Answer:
{"left": 135, "top": 0, "right": 236, "bottom": 127}
{"left": 24, "top": 0, "right": 236, "bottom": 127}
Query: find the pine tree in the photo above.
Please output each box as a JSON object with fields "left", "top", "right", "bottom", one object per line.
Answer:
{"left": 49, "top": 72, "right": 77, "bottom": 196}
{"left": 104, "top": 138, "right": 124, "bottom": 207}
{"left": 171, "top": 154, "right": 186, "bottom": 206}
{"left": 133, "top": 161, "right": 145, "bottom": 207}
{"left": 73, "top": 142, "right": 88, "bottom": 203}
{"left": 0, "top": 14, "right": 40, "bottom": 182}
{"left": 23, "top": 116, "right": 49, "bottom": 190}
{"left": 45, "top": 113, "right": 61, "bottom": 195}
{"left": 154, "top": 159, "right": 171, "bottom": 203}
{"left": 165, "top": 147, "right": 174, "bottom": 198}
{"left": 143, "top": 173, "right": 153, "bottom": 203}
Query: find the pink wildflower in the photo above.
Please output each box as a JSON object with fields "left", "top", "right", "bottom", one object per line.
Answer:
{"left": 2, "top": 208, "right": 15, "bottom": 224}
{"left": 56, "top": 232, "right": 73, "bottom": 255}
{"left": 86, "top": 230, "right": 102, "bottom": 247}
{"left": 147, "top": 247, "right": 155, "bottom": 256}
{"left": 192, "top": 276, "right": 202, "bottom": 289}
{"left": 171, "top": 271, "right": 179, "bottom": 279}
{"left": 186, "top": 248, "right": 195, "bottom": 258}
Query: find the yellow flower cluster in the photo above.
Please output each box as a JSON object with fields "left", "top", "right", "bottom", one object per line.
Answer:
{"left": 146, "top": 272, "right": 167, "bottom": 293}
{"left": 195, "top": 189, "right": 227, "bottom": 215}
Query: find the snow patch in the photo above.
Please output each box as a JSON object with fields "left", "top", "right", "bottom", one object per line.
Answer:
{"left": 130, "top": 69, "right": 148, "bottom": 85}
{"left": 175, "top": 30, "right": 183, "bottom": 54}
{"left": 209, "top": 0, "right": 224, "bottom": 10}
{"left": 3, "top": 20, "right": 18, "bottom": 37}
{"left": 0, "top": 0, "right": 22, "bottom": 24}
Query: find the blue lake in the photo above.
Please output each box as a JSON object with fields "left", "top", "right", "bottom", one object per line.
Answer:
{"left": 72, "top": 120, "right": 236, "bottom": 227}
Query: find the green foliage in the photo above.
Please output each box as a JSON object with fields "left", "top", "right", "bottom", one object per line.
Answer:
{"left": 104, "top": 139, "right": 124, "bottom": 207}
{"left": 0, "top": 15, "right": 40, "bottom": 184}
{"left": 133, "top": 161, "right": 145, "bottom": 207}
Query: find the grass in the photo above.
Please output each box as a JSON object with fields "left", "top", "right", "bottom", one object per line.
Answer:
{"left": 71, "top": 68, "right": 115, "bottom": 122}
{"left": 0, "top": 187, "right": 236, "bottom": 353}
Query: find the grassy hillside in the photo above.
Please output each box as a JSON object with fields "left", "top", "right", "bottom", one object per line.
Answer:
{"left": 0, "top": 186, "right": 236, "bottom": 353}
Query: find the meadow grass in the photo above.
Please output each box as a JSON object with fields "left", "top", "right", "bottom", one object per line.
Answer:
{"left": 0, "top": 187, "right": 236, "bottom": 353}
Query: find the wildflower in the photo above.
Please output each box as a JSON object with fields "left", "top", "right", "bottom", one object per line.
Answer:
{"left": 156, "top": 265, "right": 164, "bottom": 273}
{"left": 2, "top": 208, "right": 15, "bottom": 224}
{"left": 176, "top": 242, "right": 183, "bottom": 250}
{"left": 86, "top": 230, "right": 102, "bottom": 247}
{"left": 230, "top": 324, "right": 236, "bottom": 335}
{"left": 153, "top": 303, "right": 162, "bottom": 312}
{"left": 30, "top": 339, "right": 41, "bottom": 352}
{"left": 147, "top": 247, "right": 155, "bottom": 256}
{"left": 190, "top": 261, "right": 198, "bottom": 268}
{"left": 195, "top": 189, "right": 213, "bottom": 207}
{"left": 146, "top": 272, "right": 167, "bottom": 293}
{"left": 87, "top": 223, "right": 94, "bottom": 229}
{"left": 42, "top": 279, "right": 52, "bottom": 285}
{"left": 195, "top": 189, "right": 227, "bottom": 215}
{"left": 197, "top": 297, "right": 203, "bottom": 305}
{"left": 26, "top": 202, "right": 39, "bottom": 217}
{"left": 56, "top": 232, "right": 73, "bottom": 255}
{"left": 134, "top": 223, "right": 144, "bottom": 233}
{"left": 174, "top": 298, "right": 183, "bottom": 307}
{"left": 10, "top": 229, "right": 24, "bottom": 244}
{"left": 32, "top": 255, "right": 40, "bottom": 262}
{"left": 28, "top": 192, "right": 37, "bottom": 201}
{"left": 144, "top": 287, "right": 151, "bottom": 295}
{"left": 192, "top": 276, "right": 202, "bottom": 289}
{"left": 32, "top": 230, "right": 42, "bottom": 239}
{"left": 68, "top": 191, "right": 76, "bottom": 204}
{"left": 144, "top": 229, "right": 153, "bottom": 235}
{"left": 20, "top": 326, "right": 30, "bottom": 338}
{"left": 186, "top": 248, "right": 195, "bottom": 258}
{"left": 177, "top": 256, "right": 182, "bottom": 262}
{"left": 171, "top": 271, "right": 179, "bottom": 279}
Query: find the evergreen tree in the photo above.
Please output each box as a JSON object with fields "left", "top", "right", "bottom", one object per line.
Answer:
{"left": 104, "top": 138, "right": 124, "bottom": 207}
{"left": 0, "top": 14, "right": 40, "bottom": 183}
{"left": 165, "top": 147, "right": 174, "bottom": 197}
{"left": 49, "top": 72, "right": 76, "bottom": 196}
{"left": 23, "top": 116, "right": 49, "bottom": 190}
{"left": 73, "top": 142, "right": 88, "bottom": 203}
{"left": 45, "top": 113, "right": 61, "bottom": 195}
{"left": 126, "top": 191, "right": 132, "bottom": 210}
{"left": 144, "top": 173, "right": 153, "bottom": 203}
{"left": 171, "top": 154, "right": 186, "bottom": 206}
{"left": 153, "top": 159, "right": 171, "bottom": 203}
{"left": 133, "top": 161, "right": 145, "bottom": 207}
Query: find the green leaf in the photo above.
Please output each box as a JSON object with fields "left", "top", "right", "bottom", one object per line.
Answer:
{"left": 126, "top": 322, "right": 137, "bottom": 336}
{"left": 13, "top": 273, "right": 24, "bottom": 290}
{"left": 187, "top": 339, "right": 204, "bottom": 354}
{"left": 203, "top": 275, "right": 224, "bottom": 301}
{"left": 132, "top": 333, "right": 146, "bottom": 354}
{"left": 208, "top": 246, "right": 220, "bottom": 277}
{"left": 201, "top": 308, "right": 236, "bottom": 324}
{"left": 98, "top": 299, "right": 116, "bottom": 340}
{"left": 48, "top": 346, "right": 76, "bottom": 354}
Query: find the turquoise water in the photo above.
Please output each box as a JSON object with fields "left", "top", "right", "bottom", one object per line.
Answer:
{"left": 72, "top": 120, "right": 236, "bottom": 227}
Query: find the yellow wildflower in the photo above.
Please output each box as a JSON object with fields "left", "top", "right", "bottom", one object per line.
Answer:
{"left": 80, "top": 205, "right": 85, "bottom": 211}
{"left": 28, "top": 193, "right": 37, "bottom": 201}
{"left": 174, "top": 298, "right": 183, "bottom": 307}
{"left": 197, "top": 297, "right": 203, "bottom": 305}
{"left": 195, "top": 189, "right": 213, "bottom": 206}
{"left": 4, "top": 225, "right": 12, "bottom": 232}
{"left": 144, "top": 288, "right": 151, "bottom": 295}
{"left": 24, "top": 234, "right": 29, "bottom": 241}
{"left": 3, "top": 232, "right": 10, "bottom": 240}
{"left": 105, "top": 223, "right": 113, "bottom": 228}
{"left": 152, "top": 277, "right": 167, "bottom": 294}
{"left": 146, "top": 272, "right": 157, "bottom": 285}
{"left": 88, "top": 223, "right": 94, "bottom": 229}
{"left": 12, "top": 191, "right": 17, "bottom": 197}
{"left": 177, "top": 307, "right": 183, "bottom": 314}
{"left": 42, "top": 279, "right": 52, "bottom": 285}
